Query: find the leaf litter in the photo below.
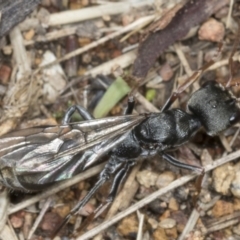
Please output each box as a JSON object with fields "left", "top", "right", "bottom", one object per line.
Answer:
{"left": 0, "top": 0, "right": 240, "bottom": 239}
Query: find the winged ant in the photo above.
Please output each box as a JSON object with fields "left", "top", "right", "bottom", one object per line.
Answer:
{"left": 1, "top": 27, "right": 240, "bottom": 240}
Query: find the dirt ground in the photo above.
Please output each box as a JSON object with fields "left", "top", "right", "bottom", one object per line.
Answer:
{"left": 1, "top": 0, "right": 240, "bottom": 239}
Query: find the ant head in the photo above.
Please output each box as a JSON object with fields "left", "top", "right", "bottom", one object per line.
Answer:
{"left": 187, "top": 81, "right": 240, "bottom": 136}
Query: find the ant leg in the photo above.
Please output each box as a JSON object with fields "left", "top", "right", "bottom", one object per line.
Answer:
{"left": 161, "top": 44, "right": 223, "bottom": 112}
{"left": 124, "top": 96, "right": 135, "bottom": 115}
{"left": 62, "top": 105, "right": 94, "bottom": 124}
{"left": 52, "top": 174, "right": 107, "bottom": 236}
{"left": 72, "top": 159, "right": 123, "bottom": 213}
{"left": 161, "top": 61, "right": 214, "bottom": 112}
{"left": 161, "top": 152, "right": 203, "bottom": 173}
{"left": 73, "top": 161, "right": 134, "bottom": 235}
{"left": 55, "top": 158, "right": 124, "bottom": 233}
{"left": 93, "top": 160, "right": 134, "bottom": 218}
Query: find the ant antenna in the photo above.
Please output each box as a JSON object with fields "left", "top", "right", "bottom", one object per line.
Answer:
{"left": 161, "top": 41, "right": 223, "bottom": 112}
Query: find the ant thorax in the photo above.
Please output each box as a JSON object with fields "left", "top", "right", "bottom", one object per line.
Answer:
{"left": 133, "top": 109, "right": 201, "bottom": 151}
{"left": 187, "top": 81, "right": 240, "bottom": 136}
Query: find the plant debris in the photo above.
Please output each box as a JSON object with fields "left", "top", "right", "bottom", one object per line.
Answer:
{"left": 0, "top": 0, "right": 240, "bottom": 240}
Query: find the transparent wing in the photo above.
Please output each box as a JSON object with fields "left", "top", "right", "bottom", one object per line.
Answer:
{"left": 0, "top": 115, "right": 145, "bottom": 187}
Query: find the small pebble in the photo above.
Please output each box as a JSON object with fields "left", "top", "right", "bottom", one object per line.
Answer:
{"left": 234, "top": 198, "right": 240, "bottom": 211}
{"left": 10, "top": 213, "right": 24, "bottom": 228}
{"left": 0, "top": 63, "right": 11, "bottom": 85}
{"left": 122, "top": 14, "right": 134, "bottom": 26}
{"left": 165, "top": 227, "right": 178, "bottom": 239}
{"left": 159, "top": 63, "right": 174, "bottom": 81}
{"left": 24, "top": 29, "right": 35, "bottom": 41}
{"left": 82, "top": 53, "right": 92, "bottom": 64}
{"left": 175, "top": 186, "right": 189, "bottom": 201}
{"left": 212, "top": 163, "right": 235, "bottom": 195}
{"left": 159, "top": 218, "right": 176, "bottom": 229}
{"left": 136, "top": 170, "right": 158, "bottom": 188}
{"left": 40, "top": 212, "right": 62, "bottom": 232}
{"left": 148, "top": 199, "right": 165, "bottom": 215}
{"left": 199, "top": 189, "right": 211, "bottom": 204}
{"left": 198, "top": 18, "right": 225, "bottom": 42}
{"left": 231, "top": 170, "right": 240, "bottom": 198}
{"left": 180, "top": 204, "right": 187, "bottom": 210}
{"left": 53, "top": 205, "right": 71, "bottom": 218}
{"left": 212, "top": 200, "right": 233, "bottom": 218}
{"left": 78, "top": 37, "right": 91, "bottom": 46}
{"left": 168, "top": 197, "right": 179, "bottom": 211}
{"left": 78, "top": 202, "right": 95, "bottom": 216}
{"left": 153, "top": 228, "right": 168, "bottom": 240}
{"left": 159, "top": 210, "right": 171, "bottom": 222}
{"left": 148, "top": 217, "right": 159, "bottom": 229}
{"left": 186, "top": 230, "right": 204, "bottom": 240}
{"left": 117, "top": 214, "right": 138, "bottom": 237}
{"left": 102, "top": 15, "right": 111, "bottom": 21}
{"left": 156, "top": 171, "right": 176, "bottom": 189}
{"left": 37, "top": 8, "right": 50, "bottom": 26}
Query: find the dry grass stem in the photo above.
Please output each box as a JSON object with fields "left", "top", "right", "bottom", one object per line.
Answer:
{"left": 177, "top": 53, "right": 240, "bottom": 86}
{"left": 219, "top": 134, "right": 232, "bottom": 152}
{"left": 37, "top": 15, "right": 155, "bottom": 71}
{"left": 10, "top": 27, "right": 31, "bottom": 74}
{"left": 136, "top": 210, "right": 144, "bottom": 240}
{"left": 178, "top": 209, "right": 200, "bottom": 240}
{"left": 7, "top": 219, "right": 19, "bottom": 240}
{"left": 27, "top": 198, "right": 53, "bottom": 240}
{"left": 0, "top": 225, "right": 18, "bottom": 240}
{"left": 174, "top": 43, "right": 193, "bottom": 77}
{"left": 199, "top": 195, "right": 221, "bottom": 212}
{"left": 207, "top": 211, "right": 240, "bottom": 226}
{"left": 3, "top": 26, "right": 78, "bottom": 52}
{"left": 85, "top": 50, "right": 137, "bottom": 77}
{"left": 226, "top": 0, "right": 234, "bottom": 29}
{"left": 0, "top": 190, "right": 8, "bottom": 232}
{"left": 48, "top": 1, "right": 154, "bottom": 26}
{"left": 135, "top": 92, "right": 160, "bottom": 112}
{"left": 207, "top": 219, "right": 239, "bottom": 234}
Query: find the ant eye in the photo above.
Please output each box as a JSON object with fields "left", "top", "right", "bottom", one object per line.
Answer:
{"left": 229, "top": 112, "right": 240, "bottom": 124}
{"left": 230, "top": 115, "right": 235, "bottom": 122}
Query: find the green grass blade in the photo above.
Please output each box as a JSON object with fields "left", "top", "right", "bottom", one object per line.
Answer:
{"left": 93, "top": 77, "right": 130, "bottom": 118}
